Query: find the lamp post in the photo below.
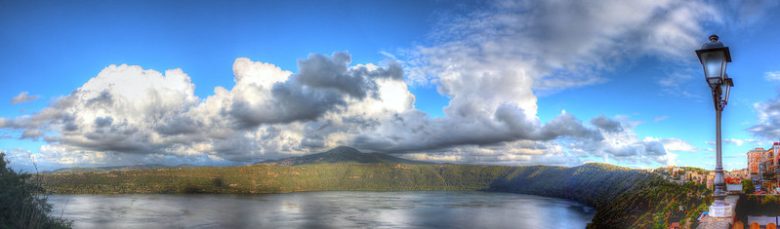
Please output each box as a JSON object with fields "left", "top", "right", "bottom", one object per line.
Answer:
{"left": 695, "top": 34, "right": 733, "bottom": 218}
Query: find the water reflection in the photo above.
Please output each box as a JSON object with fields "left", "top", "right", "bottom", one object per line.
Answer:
{"left": 49, "top": 192, "right": 594, "bottom": 229}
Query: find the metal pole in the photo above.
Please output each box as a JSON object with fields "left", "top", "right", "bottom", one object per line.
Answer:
{"left": 698, "top": 35, "right": 733, "bottom": 217}
{"left": 714, "top": 104, "right": 726, "bottom": 202}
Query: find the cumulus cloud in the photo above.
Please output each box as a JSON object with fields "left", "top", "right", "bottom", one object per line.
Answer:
{"left": 657, "top": 138, "right": 697, "bottom": 152}
{"left": 2, "top": 57, "right": 695, "bottom": 168}
{"left": 397, "top": 0, "right": 715, "bottom": 166}
{"left": 20, "top": 129, "right": 42, "bottom": 140}
{"left": 226, "top": 53, "right": 403, "bottom": 127}
{"left": 591, "top": 116, "right": 624, "bottom": 133}
{"left": 582, "top": 117, "right": 679, "bottom": 165}
{"left": 1, "top": 0, "right": 721, "bottom": 169}
{"left": 0, "top": 53, "right": 417, "bottom": 165}
{"left": 382, "top": 114, "right": 685, "bottom": 166}
{"left": 11, "top": 91, "right": 39, "bottom": 104}
{"left": 349, "top": 107, "right": 605, "bottom": 154}
{"left": 0, "top": 54, "right": 662, "bottom": 168}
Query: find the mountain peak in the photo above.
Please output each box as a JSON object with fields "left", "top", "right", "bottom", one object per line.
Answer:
{"left": 325, "top": 146, "right": 362, "bottom": 154}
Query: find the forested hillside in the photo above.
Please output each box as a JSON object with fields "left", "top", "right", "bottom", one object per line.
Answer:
{"left": 490, "top": 163, "right": 711, "bottom": 228}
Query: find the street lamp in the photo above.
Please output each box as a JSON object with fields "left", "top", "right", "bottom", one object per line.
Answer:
{"left": 695, "top": 34, "right": 733, "bottom": 218}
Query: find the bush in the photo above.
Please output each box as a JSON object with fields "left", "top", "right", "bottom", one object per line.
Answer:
{"left": 742, "top": 179, "right": 754, "bottom": 194}
{"left": 0, "top": 152, "right": 71, "bottom": 229}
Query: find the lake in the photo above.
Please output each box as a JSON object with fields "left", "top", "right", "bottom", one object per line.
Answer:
{"left": 49, "top": 191, "right": 594, "bottom": 229}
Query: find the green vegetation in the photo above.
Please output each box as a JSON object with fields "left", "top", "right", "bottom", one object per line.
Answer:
{"left": 0, "top": 153, "right": 71, "bottom": 229}
{"left": 490, "top": 163, "right": 711, "bottom": 228}
{"left": 742, "top": 179, "right": 754, "bottom": 194}
{"left": 43, "top": 163, "right": 505, "bottom": 194}
{"left": 734, "top": 194, "right": 780, "bottom": 224}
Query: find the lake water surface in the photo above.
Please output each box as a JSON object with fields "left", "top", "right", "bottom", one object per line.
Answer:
{"left": 49, "top": 191, "right": 594, "bottom": 229}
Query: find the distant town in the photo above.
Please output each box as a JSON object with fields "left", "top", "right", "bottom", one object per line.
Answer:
{"left": 655, "top": 142, "right": 780, "bottom": 228}
{"left": 656, "top": 143, "right": 780, "bottom": 194}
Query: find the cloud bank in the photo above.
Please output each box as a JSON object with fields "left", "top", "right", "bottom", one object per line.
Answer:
{"left": 1, "top": 0, "right": 725, "bottom": 169}
{"left": 0, "top": 53, "right": 688, "bottom": 168}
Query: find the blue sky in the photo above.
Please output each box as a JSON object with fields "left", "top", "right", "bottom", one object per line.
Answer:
{"left": 2, "top": 0, "right": 780, "bottom": 171}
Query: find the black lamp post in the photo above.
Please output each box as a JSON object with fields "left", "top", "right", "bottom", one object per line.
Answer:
{"left": 695, "top": 34, "right": 733, "bottom": 217}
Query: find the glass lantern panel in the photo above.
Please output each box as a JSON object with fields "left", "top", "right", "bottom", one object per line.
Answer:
{"left": 702, "top": 50, "right": 726, "bottom": 78}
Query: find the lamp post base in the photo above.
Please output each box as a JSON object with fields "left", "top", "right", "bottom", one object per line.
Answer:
{"left": 708, "top": 202, "right": 732, "bottom": 218}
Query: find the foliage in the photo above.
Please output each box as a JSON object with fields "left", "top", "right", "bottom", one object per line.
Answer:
{"left": 0, "top": 152, "right": 71, "bottom": 229}
{"left": 490, "top": 163, "right": 710, "bottom": 228}
{"left": 742, "top": 179, "right": 754, "bottom": 194}
{"left": 43, "top": 163, "right": 506, "bottom": 194}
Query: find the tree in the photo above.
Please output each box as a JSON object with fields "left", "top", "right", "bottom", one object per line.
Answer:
{"left": 0, "top": 152, "right": 71, "bottom": 229}
{"left": 742, "top": 179, "right": 754, "bottom": 194}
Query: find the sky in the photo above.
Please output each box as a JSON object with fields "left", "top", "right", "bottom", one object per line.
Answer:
{"left": 2, "top": 0, "right": 780, "bottom": 172}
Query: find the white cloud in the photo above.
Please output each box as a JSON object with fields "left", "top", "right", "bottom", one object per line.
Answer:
{"left": 0, "top": 54, "right": 418, "bottom": 166}
{"left": 395, "top": 0, "right": 723, "bottom": 167}
{"left": 11, "top": 91, "right": 39, "bottom": 104}
{"left": 1, "top": 0, "right": 744, "bottom": 169}
{"left": 656, "top": 137, "right": 697, "bottom": 152}
{"left": 749, "top": 97, "right": 780, "bottom": 139}
{"left": 765, "top": 71, "right": 780, "bottom": 81}
{"left": 1, "top": 55, "right": 664, "bottom": 168}
{"left": 408, "top": 0, "right": 718, "bottom": 90}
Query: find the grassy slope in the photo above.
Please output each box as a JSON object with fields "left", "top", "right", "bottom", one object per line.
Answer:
{"left": 42, "top": 162, "right": 711, "bottom": 228}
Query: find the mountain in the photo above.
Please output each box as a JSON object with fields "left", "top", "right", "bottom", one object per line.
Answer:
{"left": 258, "top": 146, "right": 428, "bottom": 165}
{"left": 48, "top": 164, "right": 193, "bottom": 173}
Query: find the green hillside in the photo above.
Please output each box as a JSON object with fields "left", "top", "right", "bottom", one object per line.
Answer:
{"left": 41, "top": 147, "right": 711, "bottom": 228}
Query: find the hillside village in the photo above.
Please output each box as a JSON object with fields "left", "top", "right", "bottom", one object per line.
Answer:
{"left": 654, "top": 142, "right": 780, "bottom": 228}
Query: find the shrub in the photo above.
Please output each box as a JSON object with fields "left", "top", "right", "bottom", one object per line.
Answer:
{"left": 742, "top": 179, "right": 754, "bottom": 194}
{"left": 0, "top": 152, "right": 71, "bottom": 229}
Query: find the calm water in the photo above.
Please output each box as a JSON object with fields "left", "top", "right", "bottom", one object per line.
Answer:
{"left": 49, "top": 192, "right": 594, "bottom": 229}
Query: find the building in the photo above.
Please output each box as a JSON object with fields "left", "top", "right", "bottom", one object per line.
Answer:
{"left": 745, "top": 143, "right": 780, "bottom": 193}
{"left": 726, "top": 169, "right": 748, "bottom": 180}
{"left": 748, "top": 147, "right": 765, "bottom": 179}
{"left": 686, "top": 171, "right": 706, "bottom": 184}
{"left": 653, "top": 166, "right": 710, "bottom": 185}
